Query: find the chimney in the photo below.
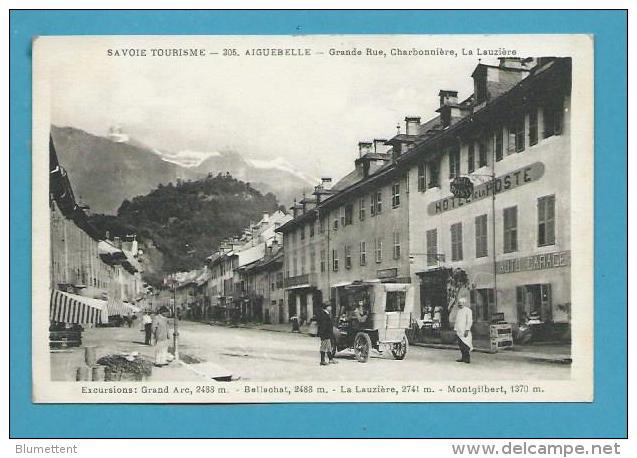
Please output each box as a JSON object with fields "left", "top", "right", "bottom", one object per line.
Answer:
{"left": 438, "top": 90, "right": 458, "bottom": 107}
{"left": 320, "top": 177, "right": 333, "bottom": 190}
{"left": 358, "top": 141, "right": 373, "bottom": 158}
{"left": 498, "top": 57, "right": 536, "bottom": 70}
{"left": 405, "top": 117, "right": 421, "bottom": 136}
{"left": 373, "top": 139, "right": 389, "bottom": 155}
{"left": 262, "top": 212, "right": 270, "bottom": 225}
{"left": 291, "top": 199, "right": 299, "bottom": 218}
{"left": 472, "top": 60, "right": 531, "bottom": 104}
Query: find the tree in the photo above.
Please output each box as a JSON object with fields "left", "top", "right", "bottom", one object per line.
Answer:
{"left": 446, "top": 267, "right": 470, "bottom": 310}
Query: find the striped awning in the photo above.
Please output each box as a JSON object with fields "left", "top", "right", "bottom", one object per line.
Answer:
{"left": 50, "top": 290, "right": 108, "bottom": 325}
{"left": 106, "top": 299, "right": 140, "bottom": 317}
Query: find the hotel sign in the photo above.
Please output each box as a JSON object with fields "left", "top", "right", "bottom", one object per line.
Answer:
{"left": 427, "top": 162, "right": 545, "bottom": 215}
{"left": 496, "top": 250, "right": 570, "bottom": 275}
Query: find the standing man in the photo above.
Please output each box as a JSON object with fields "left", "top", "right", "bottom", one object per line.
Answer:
{"left": 142, "top": 311, "right": 153, "bottom": 345}
{"left": 316, "top": 303, "right": 337, "bottom": 366}
{"left": 454, "top": 298, "right": 473, "bottom": 364}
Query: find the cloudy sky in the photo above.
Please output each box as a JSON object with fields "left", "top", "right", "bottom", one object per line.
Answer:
{"left": 43, "top": 35, "right": 520, "bottom": 181}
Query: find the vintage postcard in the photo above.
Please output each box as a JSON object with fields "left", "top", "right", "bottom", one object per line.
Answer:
{"left": 32, "top": 34, "right": 593, "bottom": 403}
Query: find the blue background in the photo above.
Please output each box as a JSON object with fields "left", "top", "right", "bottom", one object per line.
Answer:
{"left": 9, "top": 10, "right": 627, "bottom": 438}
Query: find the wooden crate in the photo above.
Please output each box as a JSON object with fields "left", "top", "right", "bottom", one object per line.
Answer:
{"left": 489, "top": 336, "right": 513, "bottom": 353}
{"left": 489, "top": 323, "right": 512, "bottom": 338}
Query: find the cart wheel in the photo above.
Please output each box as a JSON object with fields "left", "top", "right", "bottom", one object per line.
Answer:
{"left": 391, "top": 336, "right": 409, "bottom": 360}
{"left": 354, "top": 332, "right": 372, "bottom": 363}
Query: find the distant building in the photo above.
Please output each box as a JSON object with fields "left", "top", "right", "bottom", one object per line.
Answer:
{"left": 202, "top": 211, "right": 291, "bottom": 322}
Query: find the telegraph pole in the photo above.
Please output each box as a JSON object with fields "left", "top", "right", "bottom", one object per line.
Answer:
{"left": 170, "top": 275, "right": 179, "bottom": 361}
{"left": 450, "top": 143, "right": 499, "bottom": 313}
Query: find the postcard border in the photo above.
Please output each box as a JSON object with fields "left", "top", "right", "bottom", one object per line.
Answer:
{"left": 9, "top": 9, "right": 628, "bottom": 438}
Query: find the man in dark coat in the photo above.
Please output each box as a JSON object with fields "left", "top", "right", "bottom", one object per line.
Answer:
{"left": 316, "top": 303, "right": 337, "bottom": 366}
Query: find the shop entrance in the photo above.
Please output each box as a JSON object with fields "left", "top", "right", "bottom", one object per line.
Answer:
{"left": 516, "top": 283, "right": 552, "bottom": 323}
{"left": 471, "top": 288, "right": 495, "bottom": 322}
{"left": 419, "top": 269, "right": 450, "bottom": 328}
{"left": 278, "top": 300, "right": 285, "bottom": 324}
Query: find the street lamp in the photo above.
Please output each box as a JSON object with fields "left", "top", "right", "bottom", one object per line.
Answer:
{"left": 166, "top": 274, "right": 180, "bottom": 361}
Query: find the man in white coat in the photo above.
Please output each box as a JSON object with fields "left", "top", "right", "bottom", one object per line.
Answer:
{"left": 454, "top": 298, "right": 473, "bottom": 364}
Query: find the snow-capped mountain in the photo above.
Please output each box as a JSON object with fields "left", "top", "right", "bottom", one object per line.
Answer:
{"left": 245, "top": 157, "right": 319, "bottom": 186}
{"left": 50, "top": 125, "right": 316, "bottom": 214}
{"left": 154, "top": 149, "right": 221, "bottom": 168}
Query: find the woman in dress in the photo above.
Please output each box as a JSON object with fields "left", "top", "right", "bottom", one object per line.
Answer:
{"left": 153, "top": 308, "right": 171, "bottom": 367}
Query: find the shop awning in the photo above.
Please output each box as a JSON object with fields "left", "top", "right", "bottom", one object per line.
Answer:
{"left": 382, "top": 283, "right": 411, "bottom": 292}
{"left": 107, "top": 298, "right": 140, "bottom": 317}
{"left": 50, "top": 289, "right": 108, "bottom": 325}
{"left": 331, "top": 281, "right": 354, "bottom": 288}
{"left": 285, "top": 283, "right": 311, "bottom": 290}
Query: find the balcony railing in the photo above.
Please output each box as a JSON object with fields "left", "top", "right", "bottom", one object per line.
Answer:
{"left": 426, "top": 253, "right": 446, "bottom": 268}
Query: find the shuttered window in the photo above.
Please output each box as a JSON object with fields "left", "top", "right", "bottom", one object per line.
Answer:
{"left": 451, "top": 223, "right": 463, "bottom": 261}
{"left": 475, "top": 214, "right": 488, "bottom": 258}
{"left": 538, "top": 195, "right": 556, "bottom": 246}
{"left": 426, "top": 229, "right": 438, "bottom": 266}
{"left": 503, "top": 206, "right": 518, "bottom": 253}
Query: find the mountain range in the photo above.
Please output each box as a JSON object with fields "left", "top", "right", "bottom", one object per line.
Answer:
{"left": 50, "top": 125, "right": 317, "bottom": 214}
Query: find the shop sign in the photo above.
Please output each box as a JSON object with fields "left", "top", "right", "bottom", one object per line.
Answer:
{"left": 450, "top": 176, "right": 474, "bottom": 199}
{"left": 427, "top": 162, "right": 545, "bottom": 215}
{"left": 377, "top": 268, "right": 398, "bottom": 279}
{"left": 496, "top": 250, "right": 570, "bottom": 275}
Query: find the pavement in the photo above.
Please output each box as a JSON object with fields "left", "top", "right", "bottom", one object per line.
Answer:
{"left": 50, "top": 320, "right": 571, "bottom": 383}
{"left": 201, "top": 319, "right": 572, "bottom": 364}
{"left": 174, "top": 321, "right": 571, "bottom": 381}
{"left": 50, "top": 324, "right": 210, "bottom": 382}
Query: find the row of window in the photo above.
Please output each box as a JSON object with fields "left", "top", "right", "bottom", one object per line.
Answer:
{"left": 332, "top": 184, "right": 402, "bottom": 231}
{"left": 330, "top": 233, "right": 401, "bottom": 272}
{"left": 287, "top": 184, "right": 406, "bottom": 244}
{"left": 426, "top": 195, "right": 556, "bottom": 264}
{"left": 285, "top": 232, "right": 403, "bottom": 277}
{"left": 416, "top": 103, "right": 564, "bottom": 192}
{"left": 286, "top": 194, "right": 556, "bottom": 275}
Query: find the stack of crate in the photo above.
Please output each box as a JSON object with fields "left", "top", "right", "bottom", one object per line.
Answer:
{"left": 489, "top": 323, "right": 513, "bottom": 353}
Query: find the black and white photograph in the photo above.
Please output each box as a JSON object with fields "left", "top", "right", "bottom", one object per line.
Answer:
{"left": 31, "top": 34, "right": 594, "bottom": 403}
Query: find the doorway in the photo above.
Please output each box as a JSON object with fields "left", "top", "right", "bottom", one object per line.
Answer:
{"left": 516, "top": 284, "right": 552, "bottom": 323}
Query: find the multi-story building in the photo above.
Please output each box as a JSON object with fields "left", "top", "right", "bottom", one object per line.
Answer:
{"left": 402, "top": 57, "right": 572, "bottom": 338}
{"left": 203, "top": 211, "right": 291, "bottom": 321}
{"left": 50, "top": 136, "right": 145, "bottom": 325}
{"left": 277, "top": 138, "right": 413, "bottom": 322}
{"left": 278, "top": 57, "right": 572, "bottom": 340}
{"left": 241, "top": 243, "right": 285, "bottom": 324}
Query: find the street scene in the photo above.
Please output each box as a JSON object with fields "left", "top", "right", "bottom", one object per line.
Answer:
{"left": 34, "top": 35, "right": 588, "bottom": 401}
{"left": 52, "top": 320, "right": 570, "bottom": 383}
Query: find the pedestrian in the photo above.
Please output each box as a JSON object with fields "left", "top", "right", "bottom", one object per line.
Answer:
{"left": 316, "top": 303, "right": 337, "bottom": 366}
{"left": 153, "top": 307, "right": 171, "bottom": 367}
{"left": 142, "top": 311, "right": 153, "bottom": 345}
{"left": 454, "top": 298, "right": 473, "bottom": 364}
{"left": 290, "top": 314, "right": 300, "bottom": 332}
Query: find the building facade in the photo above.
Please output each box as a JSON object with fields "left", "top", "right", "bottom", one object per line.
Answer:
{"left": 277, "top": 57, "right": 572, "bottom": 339}
{"left": 403, "top": 57, "right": 572, "bottom": 338}
{"left": 277, "top": 140, "right": 412, "bottom": 322}
{"left": 50, "top": 136, "right": 146, "bottom": 325}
